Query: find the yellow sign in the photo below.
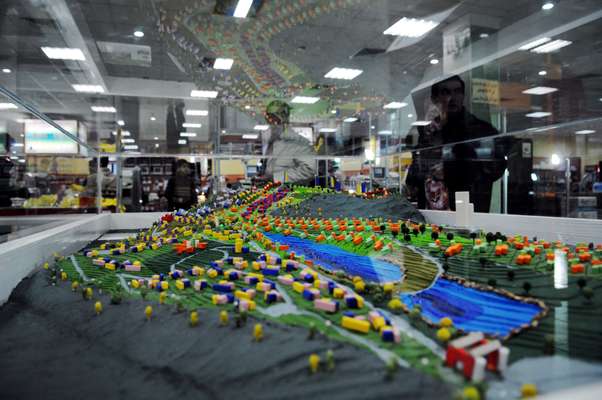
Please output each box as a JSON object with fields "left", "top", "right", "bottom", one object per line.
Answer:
{"left": 472, "top": 78, "right": 500, "bottom": 106}
{"left": 99, "top": 143, "right": 116, "bottom": 153}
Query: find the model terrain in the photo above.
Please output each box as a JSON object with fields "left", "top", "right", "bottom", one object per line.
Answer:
{"left": 2, "top": 183, "right": 601, "bottom": 400}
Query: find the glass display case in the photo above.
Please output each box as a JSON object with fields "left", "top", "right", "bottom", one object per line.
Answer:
{"left": 1, "top": 1, "right": 602, "bottom": 399}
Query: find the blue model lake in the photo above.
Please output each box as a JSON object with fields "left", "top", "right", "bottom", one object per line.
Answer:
{"left": 264, "top": 233, "right": 402, "bottom": 283}
{"left": 400, "top": 278, "right": 543, "bottom": 337}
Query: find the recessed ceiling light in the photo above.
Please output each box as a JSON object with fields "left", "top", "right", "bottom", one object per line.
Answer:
{"left": 121, "top": 138, "right": 135, "bottom": 143}
{"left": 117, "top": 120, "right": 125, "bottom": 126}
{"left": 244, "top": 105, "right": 251, "bottom": 110}
{"left": 411, "top": 121, "right": 431, "bottom": 126}
{"left": 254, "top": 125, "right": 269, "bottom": 131}
{"left": 72, "top": 84, "right": 105, "bottom": 93}
{"left": 550, "top": 153, "right": 561, "bottom": 165}
{"left": 182, "top": 123, "right": 202, "bottom": 128}
{"left": 526, "top": 111, "right": 552, "bottom": 118}
{"left": 344, "top": 117, "right": 358, "bottom": 123}
{"left": 41, "top": 47, "right": 85, "bottom": 61}
{"left": 479, "top": 33, "right": 489, "bottom": 38}
{"left": 291, "top": 96, "right": 320, "bottom": 104}
{"left": 378, "top": 130, "right": 393, "bottom": 135}
{"left": 0, "top": 102, "right": 18, "bottom": 110}
{"left": 178, "top": 139, "right": 187, "bottom": 145}
{"left": 518, "top": 37, "right": 551, "bottom": 51}
{"left": 123, "top": 145, "right": 139, "bottom": 150}
{"left": 384, "top": 102, "right": 408, "bottom": 109}
{"left": 522, "top": 86, "right": 558, "bottom": 95}
{"left": 221, "top": 130, "right": 226, "bottom": 134}
{"left": 134, "top": 30, "right": 144, "bottom": 38}
{"left": 91, "top": 106, "right": 116, "bottom": 113}
{"left": 112, "top": 131, "right": 131, "bottom": 136}
{"left": 330, "top": 109, "right": 337, "bottom": 114}
{"left": 214, "top": 58, "right": 234, "bottom": 70}
{"left": 575, "top": 130, "right": 595, "bottom": 135}
{"left": 186, "top": 110, "right": 208, "bottom": 116}
{"left": 408, "top": 113, "right": 414, "bottom": 118}
{"left": 542, "top": 2, "right": 554, "bottom": 10}
{"left": 242, "top": 134, "right": 259, "bottom": 139}
{"left": 383, "top": 17, "right": 438, "bottom": 37}
{"left": 531, "top": 39, "right": 572, "bottom": 53}
{"left": 324, "top": 67, "right": 363, "bottom": 80}
{"left": 155, "top": 143, "right": 160, "bottom": 148}
{"left": 180, "top": 132, "right": 197, "bottom": 137}
{"left": 150, "top": 116, "right": 157, "bottom": 121}
{"left": 154, "top": 136, "right": 159, "bottom": 140}
{"left": 319, "top": 128, "right": 337, "bottom": 133}
{"left": 191, "top": 90, "right": 218, "bottom": 98}
{"left": 430, "top": 58, "right": 439, "bottom": 65}
{"left": 538, "top": 70, "right": 547, "bottom": 76}
{"left": 2, "top": 68, "right": 11, "bottom": 73}
{"left": 233, "top": 0, "right": 253, "bottom": 18}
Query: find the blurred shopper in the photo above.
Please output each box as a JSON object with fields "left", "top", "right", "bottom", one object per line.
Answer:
{"left": 165, "top": 159, "right": 196, "bottom": 210}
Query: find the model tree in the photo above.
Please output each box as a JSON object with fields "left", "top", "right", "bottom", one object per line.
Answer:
{"left": 447, "top": 232, "right": 454, "bottom": 241}
{"left": 507, "top": 270, "right": 515, "bottom": 281}
{"left": 523, "top": 281, "right": 532, "bottom": 295}
{"left": 582, "top": 287, "right": 594, "bottom": 304}
{"left": 577, "top": 277, "right": 587, "bottom": 291}
{"left": 431, "top": 231, "right": 439, "bottom": 241}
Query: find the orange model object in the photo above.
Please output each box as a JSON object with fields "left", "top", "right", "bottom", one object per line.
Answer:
{"left": 374, "top": 241, "right": 384, "bottom": 251}
{"left": 353, "top": 236, "right": 364, "bottom": 245}
{"left": 516, "top": 254, "right": 532, "bottom": 265}
{"left": 579, "top": 253, "right": 592, "bottom": 262}
{"left": 494, "top": 244, "right": 509, "bottom": 256}
{"left": 571, "top": 264, "right": 585, "bottom": 274}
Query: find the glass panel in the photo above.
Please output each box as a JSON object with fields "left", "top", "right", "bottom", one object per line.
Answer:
{"left": 0, "top": 0, "right": 600, "bottom": 217}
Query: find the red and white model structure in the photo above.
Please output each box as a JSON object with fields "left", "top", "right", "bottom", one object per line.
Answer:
{"left": 445, "top": 332, "right": 509, "bottom": 382}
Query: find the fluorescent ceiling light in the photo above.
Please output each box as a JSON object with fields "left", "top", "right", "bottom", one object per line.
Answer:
{"left": 91, "top": 106, "right": 116, "bottom": 113}
{"left": 117, "top": 120, "right": 125, "bottom": 126}
{"left": 233, "top": 0, "right": 253, "bottom": 18}
{"left": 111, "top": 131, "right": 130, "bottom": 136}
{"left": 186, "top": 110, "right": 208, "bottom": 116}
{"left": 180, "top": 132, "right": 197, "bottom": 137}
{"left": 155, "top": 143, "right": 160, "bottom": 148}
{"left": 13, "top": 143, "right": 24, "bottom": 147}
{"left": 121, "top": 138, "right": 135, "bottom": 143}
{"left": 178, "top": 139, "right": 187, "bottom": 145}
{"left": 531, "top": 39, "right": 572, "bottom": 53}
{"left": 344, "top": 117, "right": 358, "bottom": 123}
{"left": 123, "top": 145, "right": 139, "bottom": 150}
{"left": 522, "top": 86, "right": 558, "bottom": 95}
{"left": 575, "top": 130, "right": 595, "bottom": 135}
{"left": 324, "top": 67, "right": 363, "bottom": 80}
{"left": 191, "top": 90, "right": 218, "bottom": 98}
{"left": 2, "top": 68, "right": 11, "bottom": 73}
{"left": 383, "top": 101, "right": 408, "bottom": 109}
{"left": 378, "top": 130, "right": 393, "bottom": 135}
{"left": 550, "top": 153, "right": 561, "bottom": 165}
{"left": 242, "top": 134, "right": 259, "bottom": 139}
{"left": 538, "top": 70, "right": 547, "bottom": 76}
{"left": 134, "top": 30, "right": 144, "bottom": 38}
{"left": 0, "top": 102, "right": 18, "bottom": 110}
{"left": 319, "top": 128, "right": 337, "bottom": 133}
{"left": 411, "top": 121, "right": 431, "bottom": 126}
{"left": 182, "top": 123, "right": 202, "bottom": 128}
{"left": 150, "top": 116, "right": 156, "bottom": 121}
{"left": 518, "top": 37, "right": 551, "bottom": 50}
{"left": 41, "top": 47, "right": 85, "bottom": 61}
{"left": 542, "top": 2, "right": 554, "bottom": 10}
{"left": 526, "top": 111, "right": 552, "bottom": 118}
{"left": 330, "top": 109, "right": 337, "bottom": 114}
{"left": 153, "top": 136, "right": 159, "bottom": 140}
{"left": 383, "top": 17, "right": 439, "bottom": 37}
{"left": 254, "top": 125, "right": 269, "bottom": 131}
{"left": 430, "top": 58, "right": 439, "bottom": 65}
{"left": 214, "top": 58, "right": 234, "bottom": 70}
{"left": 291, "top": 96, "right": 320, "bottom": 104}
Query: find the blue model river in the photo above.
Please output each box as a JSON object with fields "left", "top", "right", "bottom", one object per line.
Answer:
{"left": 400, "top": 278, "right": 543, "bottom": 337}
{"left": 264, "top": 233, "right": 402, "bottom": 283}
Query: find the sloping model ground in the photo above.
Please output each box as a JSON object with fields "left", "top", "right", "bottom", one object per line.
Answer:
{"left": 0, "top": 271, "right": 453, "bottom": 400}
{"left": 270, "top": 193, "right": 425, "bottom": 223}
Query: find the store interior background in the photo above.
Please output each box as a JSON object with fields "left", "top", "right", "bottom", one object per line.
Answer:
{"left": 1, "top": 0, "right": 601, "bottom": 234}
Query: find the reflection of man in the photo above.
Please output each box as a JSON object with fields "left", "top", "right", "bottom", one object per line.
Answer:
{"left": 263, "top": 126, "right": 315, "bottom": 184}
{"left": 86, "top": 157, "right": 116, "bottom": 197}
{"left": 407, "top": 75, "right": 507, "bottom": 212}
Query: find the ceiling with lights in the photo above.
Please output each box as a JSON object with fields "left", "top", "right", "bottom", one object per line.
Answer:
{"left": 0, "top": 0, "right": 602, "bottom": 153}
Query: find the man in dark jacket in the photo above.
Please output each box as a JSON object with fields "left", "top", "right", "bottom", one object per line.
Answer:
{"left": 165, "top": 159, "right": 196, "bottom": 210}
{"left": 407, "top": 75, "right": 508, "bottom": 212}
